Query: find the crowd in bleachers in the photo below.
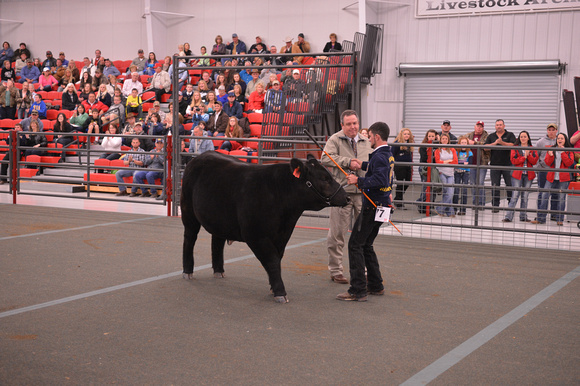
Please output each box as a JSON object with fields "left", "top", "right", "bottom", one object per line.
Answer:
{"left": 0, "top": 32, "right": 350, "bottom": 195}
{"left": 393, "top": 120, "right": 580, "bottom": 226}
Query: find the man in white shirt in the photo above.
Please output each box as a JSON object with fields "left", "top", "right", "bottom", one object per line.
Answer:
{"left": 122, "top": 72, "right": 143, "bottom": 97}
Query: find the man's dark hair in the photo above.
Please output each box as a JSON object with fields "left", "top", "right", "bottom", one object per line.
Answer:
{"left": 340, "top": 109, "right": 358, "bottom": 124}
{"left": 368, "top": 121, "right": 390, "bottom": 141}
{"left": 496, "top": 119, "right": 505, "bottom": 124}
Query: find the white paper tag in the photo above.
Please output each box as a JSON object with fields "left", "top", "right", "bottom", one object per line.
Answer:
{"left": 375, "top": 206, "right": 391, "bottom": 223}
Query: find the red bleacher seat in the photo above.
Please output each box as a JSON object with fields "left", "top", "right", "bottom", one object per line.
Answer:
{"left": 113, "top": 60, "right": 125, "bottom": 70}
{"left": 14, "top": 83, "right": 23, "bottom": 90}
{"left": 215, "top": 149, "right": 229, "bottom": 155}
{"left": 249, "top": 124, "right": 262, "bottom": 138}
{"left": 37, "top": 91, "right": 49, "bottom": 100}
{"left": 41, "top": 120, "right": 53, "bottom": 130}
{"left": 247, "top": 113, "right": 263, "bottom": 124}
{"left": 51, "top": 100, "right": 62, "bottom": 109}
{"left": 48, "top": 91, "right": 61, "bottom": 100}
{"left": 142, "top": 91, "right": 155, "bottom": 101}
{"left": 161, "top": 94, "right": 171, "bottom": 103}
{"left": 142, "top": 102, "right": 153, "bottom": 113}
{"left": 183, "top": 123, "right": 193, "bottom": 133}
{"left": 0, "top": 119, "right": 16, "bottom": 129}
{"left": 61, "top": 110, "right": 74, "bottom": 119}
{"left": 46, "top": 109, "right": 59, "bottom": 120}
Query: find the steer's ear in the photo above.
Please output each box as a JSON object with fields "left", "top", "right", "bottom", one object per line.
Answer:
{"left": 290, "top": 158, "right": 305, "bottom": 179}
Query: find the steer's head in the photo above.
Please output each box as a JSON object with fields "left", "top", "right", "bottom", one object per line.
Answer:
{"left": 290, "top": 154, "right": 349, "bottom": 210}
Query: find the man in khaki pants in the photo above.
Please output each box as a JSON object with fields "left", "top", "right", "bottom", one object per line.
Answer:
{"left": 321, "top": 110, "right": 372, "bottom": 284}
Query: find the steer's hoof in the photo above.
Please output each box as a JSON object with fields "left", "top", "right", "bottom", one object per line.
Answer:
{"left": 213, "top": 272, "right": 226, "bottom": 279}
{"left": 182, "top": 273, "right": 194, "bottom": 280}
{"left": 274, "top": 296, "right": 289, "bottom": 304}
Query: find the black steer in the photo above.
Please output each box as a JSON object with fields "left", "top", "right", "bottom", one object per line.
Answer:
{"left": 181, "top": 151, "right": 348, "bottom": 303}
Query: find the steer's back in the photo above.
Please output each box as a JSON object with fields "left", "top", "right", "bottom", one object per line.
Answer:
{"left": 181, "top": 152, "right": 285, "bottom": 241}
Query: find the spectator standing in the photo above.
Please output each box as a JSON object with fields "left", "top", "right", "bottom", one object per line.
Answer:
{"left": 391, "top": 128, "right": 415, "bottom": 209}
{"left": 503, "top": 131, "right": 538, "bottom": 223}
{"left": 452, "top": 136, "right": 473, "bottom": 216}
{"left": 416, "top": 129, "right": 439, "bottom": 214}
{"left": 321, "top": 110, "right": 372, "bottom": 285}
{"left": 467, "top": 121, "right": 489, "bottom": 207}
{"left": 484, "top": 119, "right": 516, "bottom": 212}
{"left": 1, "top": 60, "right": 15, "bottom": 84}
{"left": 439, "top": 120, "right": 457, "bottom": 143}
{"left": 434, "top": 133, "right": 458, "bottom": 217}
{"left": 535, "top": 123, "right": 559, "bottom": 220}
{"left": 0, "top": 80, "right": 20, "bottom": 119}
{"left": 17, "top": 81, "right": 33, "bottom": 119}
{"left": 533, "top": 133, "right": 575, "bottom": 225}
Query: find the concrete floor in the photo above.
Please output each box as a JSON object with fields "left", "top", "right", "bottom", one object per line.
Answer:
{"left": 0, "top": 204, "right": 578, "bottom": 385}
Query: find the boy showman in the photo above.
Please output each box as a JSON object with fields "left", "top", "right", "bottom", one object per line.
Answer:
{"left": 337, "top": 121, "right": 394, "bottom": 302}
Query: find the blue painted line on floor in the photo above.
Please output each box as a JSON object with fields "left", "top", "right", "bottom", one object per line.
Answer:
{"left": 0, "top": 216, "right": 163, "bottom": 242}
{"left": 400, "top": 265, "right": 580, "bottom": 386}
{"left": 0, "top": 237, "right": 326, "bottom": 319}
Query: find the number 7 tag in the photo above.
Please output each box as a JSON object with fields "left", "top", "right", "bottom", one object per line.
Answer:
{"left": 375, "top": 206, "right": 391, "bottom": 222}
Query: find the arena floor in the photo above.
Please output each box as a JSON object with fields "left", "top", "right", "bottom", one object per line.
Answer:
{"left": 0, "top": 204, "right": 578, "bottom": 385}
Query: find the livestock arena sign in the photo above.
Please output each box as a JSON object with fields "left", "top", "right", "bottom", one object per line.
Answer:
{"left": 416, "top": 0, "right": 580, "bottom": 17}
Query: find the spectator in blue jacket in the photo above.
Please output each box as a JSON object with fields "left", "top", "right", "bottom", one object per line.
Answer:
{"left": 19, "top": 59, "right": 40, "bottom": 84}
{"left": 223, "top": 91, "right": 243, "bottom": 119}
{"left": 29, "top": 93, "right": 47, "bottom": 119}
{"left": 0, "top": 42, "right": 14, "bottom": 63}
{"left": 225, "top": 33, "right": 247, "bottom": 58}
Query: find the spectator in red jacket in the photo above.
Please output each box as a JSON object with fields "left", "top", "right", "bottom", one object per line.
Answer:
{"left": 82, "top": 92, "right": 109, "bottom": 116}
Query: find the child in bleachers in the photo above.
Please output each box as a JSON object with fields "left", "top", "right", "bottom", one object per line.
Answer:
{"left": 125, "top": 88, "right": 142, "bottom": 117}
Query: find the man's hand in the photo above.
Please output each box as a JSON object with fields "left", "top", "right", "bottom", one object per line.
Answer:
{"left": 346, "top": 174, "right": 358, "bottom": 185}
{"left": 350, "top": 159, "right": 361, "bottom": 170}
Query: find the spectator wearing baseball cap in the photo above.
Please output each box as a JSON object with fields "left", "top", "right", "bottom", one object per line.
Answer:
{"left": 226, "top": 33, "right": 247, "bottom": 57}
{"left": 466, "top": 120, "right": 490, "bottom": 207}
{"left": 42, "top": 51, "right": 57, "bottom": 69}
{"left": 534, "top": 122, "right": 560, "bottom": 217}
{"left": 130, "top": 49, "right": 147, "bottom": 75}
{"left": 439, "top": 120, "right": 457, "bottom": 144}
{"left": 223, "top": 90, "right": 243, "bottom": 119}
